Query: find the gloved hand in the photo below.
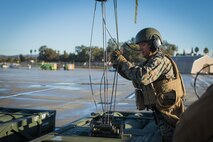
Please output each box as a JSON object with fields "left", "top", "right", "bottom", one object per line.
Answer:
{"left": 110, "top": 49, "right": 127, "bottom": 70}
{"left": 110, "top": 49, "right": 121, "bottom": 62}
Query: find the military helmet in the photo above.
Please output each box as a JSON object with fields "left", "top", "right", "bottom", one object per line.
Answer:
{"left": 135, "top": 28, "right": 162, "bottom": 48}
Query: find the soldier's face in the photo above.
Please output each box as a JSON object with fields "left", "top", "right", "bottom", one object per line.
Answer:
{"left": 138, "top": 42, "right": 151, "bottom": 58}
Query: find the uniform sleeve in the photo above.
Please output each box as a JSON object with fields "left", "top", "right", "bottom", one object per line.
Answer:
{"left": 117, "top": 55, "right": 169, "bottom": 86}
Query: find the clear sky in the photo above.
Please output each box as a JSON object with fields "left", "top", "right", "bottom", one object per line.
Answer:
{"left": 0, "top": 0, "right": 212, "bottom": 56}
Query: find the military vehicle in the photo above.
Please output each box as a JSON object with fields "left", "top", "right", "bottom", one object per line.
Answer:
{"left": 0, "top": 107, "right": 161, "bottom": 142}
{"left": 0, "top": 107, "right": 56, "bottom": 142}
{"left": 31, "top": 111, "right": 160, "bottom": 142}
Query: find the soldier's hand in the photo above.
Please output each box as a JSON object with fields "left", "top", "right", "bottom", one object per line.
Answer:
{"left": 110, "top": 49, "right": 121, "bottom": 62}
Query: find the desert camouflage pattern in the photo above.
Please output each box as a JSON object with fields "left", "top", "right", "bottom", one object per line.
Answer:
{"left": 114, "top": 50, "right": 185, "bottom": 141}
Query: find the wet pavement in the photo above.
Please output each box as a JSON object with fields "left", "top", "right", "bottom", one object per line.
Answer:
{"left": 0, "top": 68, "right": 212, "bottom": 127}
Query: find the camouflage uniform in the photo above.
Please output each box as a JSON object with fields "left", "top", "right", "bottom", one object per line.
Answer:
{"left": 114, "top": 50, "right": 185, "bottom": 142}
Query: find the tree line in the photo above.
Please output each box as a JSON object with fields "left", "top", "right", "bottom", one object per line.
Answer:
{"left": 176, "top": 46, "right": 209, "bottom": 56}
{"left": 36, "top": 38, "right": 180, "bottom": 63}
{"left": 0, "top": 38, "right": 210, "bottom": 63}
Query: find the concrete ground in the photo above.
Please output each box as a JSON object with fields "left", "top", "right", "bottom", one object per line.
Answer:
{"left": 0, "top": 68, "right": 212, "bottom": 127}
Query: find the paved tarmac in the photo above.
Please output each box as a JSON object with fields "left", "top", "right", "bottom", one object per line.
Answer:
{"left": 0, "top": 68, "right": 212, "bottom": 127}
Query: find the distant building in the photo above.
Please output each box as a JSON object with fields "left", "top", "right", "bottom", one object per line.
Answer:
{"left": 172, "top": 55, "right": 213, "bottom": 74}
{"left": 191, "top": 55, "right": 213, "bottom": 74}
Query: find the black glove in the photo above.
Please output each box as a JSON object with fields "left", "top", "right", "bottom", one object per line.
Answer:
{"left": 110, "top": 49, "right": 121, "bottom": 63}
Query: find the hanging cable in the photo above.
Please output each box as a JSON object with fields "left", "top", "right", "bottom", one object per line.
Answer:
{"left": 100, "top": 72, "right": 105, "bottom": 112}
{"left": 89, "top": 0, "right": 98, "bottom": 112}
{"left": 113, "top": 0, "right": 120, "bottom": 112}
{"left": 100, "top": 0, "right": 111, "bottom": 124}
{"left": 111, "top": 0, "right": 120, "bottom": 111}
{"left": 89, "top": 0, "right": 122, "bottom": 116}
{"left": 96, "top": 0, "right": 121, "bottom": 112}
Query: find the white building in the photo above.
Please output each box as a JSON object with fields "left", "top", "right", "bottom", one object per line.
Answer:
{"left": 191, "top": 55, "right": 213, "bottom": 74}
{"left": 172, "top": 55, "right": 213, "bottom": 74}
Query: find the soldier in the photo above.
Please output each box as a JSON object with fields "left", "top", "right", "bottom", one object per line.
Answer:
{"left": 110, "top": 27, "right": 185, "bottom": 142}
{"left": 173, "top": 84, "right": 213, "bottom": 142}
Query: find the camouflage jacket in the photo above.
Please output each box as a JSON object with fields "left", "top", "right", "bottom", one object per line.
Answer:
{"left": 116, "top": 51, "right": 175, "bottom": 88}
{"left": 116, "top": 51, "right": 185, "bottom": 126}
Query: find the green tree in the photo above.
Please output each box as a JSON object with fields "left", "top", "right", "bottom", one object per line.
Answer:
{"left": 60, "top": 50, "right": 69, "bottom": 62}
{"left": 6, "top": 56, "right": 15, "bottom": 63}
{"left": 75, "top": 45, "right": 89, "bottom": 62}
{"left": 19, "top": 54, "right": 26, "bottom": 62}
{"left": 68, "top": 53, "right": 76, "bottom": 62}
{"left": 38, "top": 45, "right": 48, "bottom": 61}
{"left": 161, "top": 41, "right": 178, "bottom": 56}
{"left": 203, "top": 47, "right": 209, "bottom": 54}
{"left": 194, "top": 47, "right": 199, "bottom": 55}
{"left": 37, "top": 45, "right": 59, "bottom": 62}
{"left": 92, "top": 47, "right": 104, "bottom": 62}
{"left": 191, "top": 48, "right": 194, "bottom": 55}
{"left": 107, "top": 38, "right": 118, "bottom": 53}
{"left": 30, "top": 49, "right": 33, "bottom": 59}
{"left": 183, "top": 49, "right": 186, "bottom": 56}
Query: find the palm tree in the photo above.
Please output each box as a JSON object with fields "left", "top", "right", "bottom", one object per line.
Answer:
{"left": 34, "top": 49, "right": 37, "bottom": 62}
{"left": 183, "top": 49, "right": 185, "bottom": 56}
{"left": 30, "top": 49, "right": 33, "bottom": 59}
{"left": 194, "top": 47, "right": 199, "bottom": 55}
{"left": 191, "top": 48, "right": 194, "bottom": 55}
{"left": 203, "top": 47, "right": 209, "bottom": 55}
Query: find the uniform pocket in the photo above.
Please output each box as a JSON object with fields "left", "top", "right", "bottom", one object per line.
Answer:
{"left": 135, "top": 89, "right": 145, "bottom": 110}
{"left": 157, "top": 90, "right": 176, "bottom": 108}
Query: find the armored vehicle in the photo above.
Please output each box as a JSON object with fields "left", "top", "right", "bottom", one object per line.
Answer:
{"left": 31, "top": 110, "right": 160, "bottom": 142}
{"left": 0, "top": 107, "right": 56, "bottom": 142}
